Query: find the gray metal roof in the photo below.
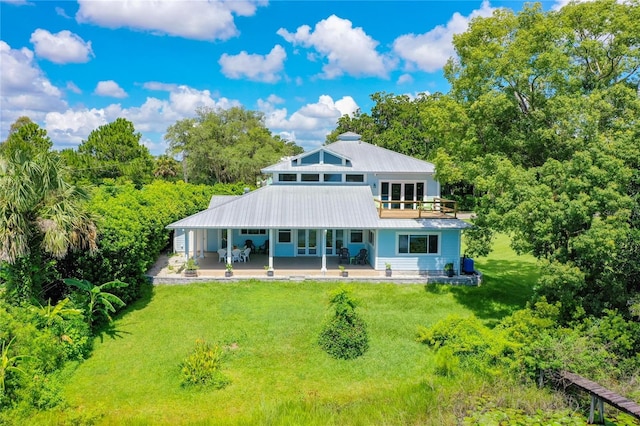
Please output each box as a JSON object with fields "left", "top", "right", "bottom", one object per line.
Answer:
{"left": 168, "top": 185, "right": 381, "bottom": 229}
{"left": 262, "top": 136, "right": 435, "bottom": 174}
{"left": 208, "top": 195, "right": 237, "bottom": 209}
{"left": 168, "top": 185, "right": 471, "bottom": 231}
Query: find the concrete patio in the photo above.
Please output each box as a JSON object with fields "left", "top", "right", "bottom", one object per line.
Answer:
{"left": 146, "top": 252, "right": 481, "bottom": 285}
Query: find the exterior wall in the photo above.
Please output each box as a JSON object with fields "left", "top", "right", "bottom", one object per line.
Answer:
{"left": 174, "top": 229, "right": 185, "bottom": 253}
{"left": 206, "top": 229, "right": 218, "bottom": 251}
{"left": 375, "top": 229, "right": 462, "bottom": 273}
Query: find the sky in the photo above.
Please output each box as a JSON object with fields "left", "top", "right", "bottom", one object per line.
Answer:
{"left": 1, "top": 0, "right": 570, "bottom": 155}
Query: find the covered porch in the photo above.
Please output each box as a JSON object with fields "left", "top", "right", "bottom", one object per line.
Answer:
{"left": 146, "top": 252, "right": 482, "bottom": 285}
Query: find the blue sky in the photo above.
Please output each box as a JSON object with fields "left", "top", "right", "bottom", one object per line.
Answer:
{"left": 0, "top": 0, "right": 567, "bottom": 155}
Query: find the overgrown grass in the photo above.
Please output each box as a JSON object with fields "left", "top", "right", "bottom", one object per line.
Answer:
{"left": 33, "top": 233, "right": 547, "bottom": 425}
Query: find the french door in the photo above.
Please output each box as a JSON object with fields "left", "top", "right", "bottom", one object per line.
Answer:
{"left": 297, "top": 230, "right": 318, "bottom": 255}
{"left": 381, "top": 182, "right": 425, "bottom": 209}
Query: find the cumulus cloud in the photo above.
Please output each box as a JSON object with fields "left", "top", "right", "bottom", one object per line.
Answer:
{"left": 94, "top": 80, "right": 128, "bottom": 98}
{"left": 393, "top": 0, "right": 495, "bottom": 73}
{"left": 75, "top": 0, "right": 264, "bottom": 41}
{"left": 260, "top": 94, "right": 359, "bottom": 150}
{"left": 277, "top": 15, "right": 393, "bottom": 79}
{"left": 42, "top": 84, "right": 241, "bottom": 151}
{"left": 30, "top": 29, "right": 94, "bottom": 64}
{"left": 219, "top": 45, "right": 287, "bottom": 83}
{"left": 0, "top": 41, "right": 67, "bottom": 136}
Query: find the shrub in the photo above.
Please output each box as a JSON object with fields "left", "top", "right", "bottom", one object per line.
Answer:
{"left": 180, "top": 339, "right": 230, "bottom": 389}
{"left": 318, "top": 287, "right": 369, "bottom": 360}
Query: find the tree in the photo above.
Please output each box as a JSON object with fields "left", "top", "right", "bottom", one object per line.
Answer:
{"left": 153, "top": 154, "right": 181, "bottom": 181}
{"left": 76, "top": 118, "right": 154, "bottom": 186}
{"left": 63, "top": 278, "right": 126, "bottom": 329}
{"left": 443, "top": 0, "right": 640, "bottom": 320}
{"left": 0, "top": 120, "right": 97, "bottom": 303}
{"left": 165, "top": 107, "right": 303, "bottom": 185}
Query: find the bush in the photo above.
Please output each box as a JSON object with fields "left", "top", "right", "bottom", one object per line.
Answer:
{"left": 318, "top": 287, "right": 369, "bottom": 360}
{"left": 180, "top": 339, "right": 230, "bottom": 389}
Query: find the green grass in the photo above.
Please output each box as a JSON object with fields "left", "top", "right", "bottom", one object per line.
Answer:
{"left": 41, "top": 233, "right": 541, "bottom": 425}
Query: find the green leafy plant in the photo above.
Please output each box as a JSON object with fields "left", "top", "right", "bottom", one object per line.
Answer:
{"left": 0, "top": 337, "right": 29, "bottom": 397}
{"left": 318, "top": 287, "right": 369, "bottom": 360}
{"left": 185, "top": 258, "right": 199, "bottom": 271}
{"left": 225, "top": 263, "right": 233, "bottom": 272}
{"left": 180, "top": 339, "right": 230, "bottom": 389}
{"left": 64, "top": 278, "right": 127, "bottom": 329}
{"left": 385, "top": 263, "right": 392, "bottom": 270}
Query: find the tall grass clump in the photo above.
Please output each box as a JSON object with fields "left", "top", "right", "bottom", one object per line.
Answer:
{"left": 180, "top": 339, "right": 230, "bottom": 389}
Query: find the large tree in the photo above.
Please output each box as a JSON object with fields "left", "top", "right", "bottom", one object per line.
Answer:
{"left": 71, "top": 118, "right": 154, "bottom": 187}
{"left": 445, "top": 0, "right": 640, "bottom": 320}
{"left": 165, "top": 107, "right": 303, "bottom": 185}
{"left": 0, "top": 120, "right": 97, "bottom": 303}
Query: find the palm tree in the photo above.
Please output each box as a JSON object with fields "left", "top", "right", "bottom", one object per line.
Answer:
{"left": 0, "top": 124, "right": 98, "bottom": 303}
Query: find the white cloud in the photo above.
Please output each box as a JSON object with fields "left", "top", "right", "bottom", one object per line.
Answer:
{"left": 66, "top": 81, "right": 82, "bottom": 94}
{"left": 0, "top": 41, "right": 67, "bottom": 136}
{"left": 277, "top": 14, "right": 393, "bottom": 79}
{"left": 219, "top": 45, "right": 287, "bottom": 83}
{"left": 41, "top": 85, "right": 241, "bottom": 152}
{"left": 94, "top": 80, "right": 128, "bottom": 98}
{"left": 30, "top": 29, "right": 94, "bottom": 64}
{"left": 393, "top": 0, "right": 495, "bottom": 73}
{"left": 397, "top": 74, "right": 414, "bottom": 85}
{"left": 143, "top": 81, "right": 179, "bottom": 92}
{"left": 75, "top": 0, "right": 265, "bottom": 41}
{"left": 261, "top": 94, "right": 359, "bottom": 150}
{"left": 55, "top": 6, "right": 71, "bottom": 19}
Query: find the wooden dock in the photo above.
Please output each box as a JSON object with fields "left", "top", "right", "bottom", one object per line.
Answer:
{"left": 559, "top": 371, "right": 640, "bottom": 424}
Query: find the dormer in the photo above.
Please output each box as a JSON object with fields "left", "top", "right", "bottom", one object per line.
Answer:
{"left": 290, "top": 148, "right": 350, "bottom": 167}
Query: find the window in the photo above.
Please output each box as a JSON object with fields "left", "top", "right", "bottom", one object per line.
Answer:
{"left": 240, "top": 229, "right": 266, "bottom": 235}
{"left": 278, "top": 229, "right": 291, "bottom": 243}
{"left": 346, "top": 174, "right": 364, "bottom": 182}
{"left": 398, "top": 233, "right": 439, "bottom": 254}
{"left": 301, "top": 173, "right": 320, "bottom": 182}
{"left": 368, "top": 230, "right": 375, "bottom": 245}
{"left": 350, "top": 230, "right": 363, "bottom": 243}
{"left": 300, "top": 152, "right": 320, "bottom": 164}
{"left": 279, "top": 173, "right": 297, "bottom": 182}
{"left": 323, "top": 173, "right": 342, "bottom": 182}
{"left": 323, "top": 152, "right": 342, "bottom": 165}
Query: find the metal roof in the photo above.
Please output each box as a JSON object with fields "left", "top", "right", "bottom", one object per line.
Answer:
{"left": 262, "top": 136, "right": 435, "bottom": 174}
{"left": 167, "top": 185, "right": 471, "bottom": 231}
{"left": 168, "top": 185, "right": 381, "bottom": 229}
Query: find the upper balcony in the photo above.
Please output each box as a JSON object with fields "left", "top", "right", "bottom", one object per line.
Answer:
{"left": 374, "top": 198, "right": 458, "bottom": 219}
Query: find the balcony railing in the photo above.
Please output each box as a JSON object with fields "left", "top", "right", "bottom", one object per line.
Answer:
{"left": 374, "top": 198, "right": 458, "bottom": 219}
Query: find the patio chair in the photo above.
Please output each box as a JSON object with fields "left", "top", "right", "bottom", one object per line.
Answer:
{"left": 258, "top": 240, "right": 269, "bottom": 254}
{"left": 355, "top": 248, "right": 369, "bottom": 265}
{"left": 241, "top": 247, "right": 251, "bottom": 262}
{"left": 217, "top": 248, "right": 227, "bottom": 263}
{"left": 338, "top": 247, "right": 350, "bottom": 264}
{"left": 244, "top": 239, "right": 255, "bottom": 252}
{"left": 231, "top": 248, "right": 241, "bottom": 263}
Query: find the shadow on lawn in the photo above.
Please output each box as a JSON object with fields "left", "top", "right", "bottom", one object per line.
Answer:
{"left": 96, "top": 280, "right": 155, "bottom": 341}
{"left": 426, "top": 258, "right": 539, "bottom": 323}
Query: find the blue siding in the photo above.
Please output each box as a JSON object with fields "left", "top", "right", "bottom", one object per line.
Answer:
{"left": 206, "top": 229, "right": 217, "bottom": 251}
{"left": 275, "top": 242, "right": 295, "bottom": 257}
{"left": 376, "top": 229, "right": 461, "bottom": 272}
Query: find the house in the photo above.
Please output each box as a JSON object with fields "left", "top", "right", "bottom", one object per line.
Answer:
{"left": 166, "top": 132, "right": 473, "bottom": 276}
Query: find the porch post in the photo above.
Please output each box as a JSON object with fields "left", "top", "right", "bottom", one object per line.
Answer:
{"left": 321, "top": 229, "right": 327, "bottom": 274}
{"left": 184, "top": 228, "right": 190, "bottom": 259}
{"left": 199, "top": 229, "right": 205, "bottom": 258}
{"left": 268, "top": 229, "right": 274, "bottom": 270}
{"left": 226, "top": 228, "right": 233, "bottom": 266}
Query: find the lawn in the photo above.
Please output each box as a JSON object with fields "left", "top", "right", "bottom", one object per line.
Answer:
{"left": 45, "top": 234, "right": 540, "bottom": 425}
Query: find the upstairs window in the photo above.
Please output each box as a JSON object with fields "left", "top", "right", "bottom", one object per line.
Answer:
{"left": 346, "top": 174, "right": 364, "bottom": 182}
{"left": 279, "top": 173, "right": 297, "bottom": 182}
{"left": 300, "top": 152, "right": 320, "bottom": 164}
{"left": 323, "top": 152, "right": 342, "bottom": 165}
{"left": 323, "top": 174, "right": 342, "bottom": 182}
